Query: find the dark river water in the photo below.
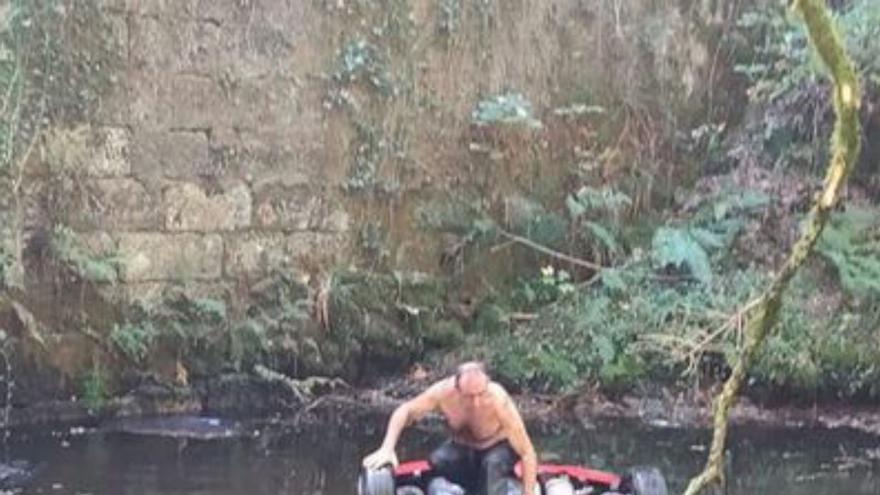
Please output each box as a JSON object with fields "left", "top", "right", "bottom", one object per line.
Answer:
{"left": 8, "top": 417, "right": 880, "bottom": 495}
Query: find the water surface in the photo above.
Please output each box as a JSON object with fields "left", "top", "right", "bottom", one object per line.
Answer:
{"left": 9, "top": 418, "right": 880, "bottom": 494}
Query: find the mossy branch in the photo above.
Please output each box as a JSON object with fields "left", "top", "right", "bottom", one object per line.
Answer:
{"left": 682, "top": 1, "right": 861, "bottom": 494}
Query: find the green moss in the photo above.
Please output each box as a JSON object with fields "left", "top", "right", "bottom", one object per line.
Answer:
{"left": 49, "top": 225, "right": 123, "bottom": 284}
{"left": 324, "top": 268, "right": 452, "bottom": 374}
{"left": 394, "top": 271, "right": 448, "bottom": 308}
{"left": 332, "top": 269, "right": 448, "bottom": 313}
{"left": 81, "top": 359, "right": 108, "bottom": 412}
{"left": 414, "top": 196, "right": 485, "bottom": 234}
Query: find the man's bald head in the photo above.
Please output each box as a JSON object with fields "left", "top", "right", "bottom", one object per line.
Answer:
{"left": 455, "top": 361, "right": 489, "bottom": 397}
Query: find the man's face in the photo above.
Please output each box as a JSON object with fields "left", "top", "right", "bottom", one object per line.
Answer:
{"left": 458, "top": 371, "right": 489, "bottom": 409}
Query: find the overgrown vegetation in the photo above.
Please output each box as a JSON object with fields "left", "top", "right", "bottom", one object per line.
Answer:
{"left": 472, "top": 92, "right": 542, "bottom": 129}
{"left": 114, "top": 290, "right": 231, "bottom": 371}
{"left": 324, "top": 0, "right": 418, "bottom": 195}
{"left": 331, "top": 40, "right": 397, "bottom": 99}
{"left": 0, "top": 248, "right": 12, "bottom": 289}
{"left": 81, "top": 359, "right": 108, "bottom": 412}
{"left": 98, "top": 268, "right": 455, "bottom": 382}
{"left": 0, "top": 0, "right": 877, "bottom": 412}
{"left": 464, "top": 187, "right": 880, "bottom": 401}
{"left": 110, "top": 284, "right": 296, "bottom": 375}
{"left": 413, "top": 0, "right": 878, "bottom": 406}
{"left": 816, "top": 208, "right": 880, "bottom": 300}
{"left": 1, "top": 0, "right": 121, "bottom": 169}
{"left": 733, "top": 0, "right": 879, "bottom": 173}
{"left": 48, "top": 225, "right": 122, "bottom": 284}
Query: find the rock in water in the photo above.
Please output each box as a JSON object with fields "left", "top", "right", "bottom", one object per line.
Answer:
{"left": 0, "top": 460, "right": 43, "bottom": 490}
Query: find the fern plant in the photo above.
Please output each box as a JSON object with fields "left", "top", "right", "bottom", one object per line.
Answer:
{"left": 817, "top": 208, "right": 880, "bottom": 300}
{"left": 566, "top": 186, "right": 632, "bottom": 263}
{"left": 650, "top": 190, "right": 769, "bottom": 284}
{"left": 651, "top": 227, "right": 714, "bottom": 284}
{"left": 735, "top": 0, "right": 880, "bottom": 102}
{"left": 110, "top": 321, "right": 157, "bottom": 363}
{"left": 49, "top": 225, "right": 122, "bottom": 284}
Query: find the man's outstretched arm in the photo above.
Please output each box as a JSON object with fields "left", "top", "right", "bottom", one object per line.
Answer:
{"left": 362, "top": 381, "right": 443, "bottom": 469}
{"left": 495, "top": 386, "right": 538, "bottom": 495}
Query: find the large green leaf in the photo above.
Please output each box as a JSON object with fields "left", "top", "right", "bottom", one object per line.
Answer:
{"left": 651, "top": 227, "right": 712, "bottom": 284}
{"left": 583, "top": 221, "right": 620, "bottom": 254}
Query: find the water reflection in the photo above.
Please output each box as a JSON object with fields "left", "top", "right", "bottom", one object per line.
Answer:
{"left": 8, "top": 419, "right": 880, "bottom": 494}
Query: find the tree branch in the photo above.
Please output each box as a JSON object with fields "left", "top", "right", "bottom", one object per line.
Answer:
{"left": 682, "top": 1, "right": 861, "bottom": 494}
{"left": 496, "top": 228, "right": 605, "bottom": 271}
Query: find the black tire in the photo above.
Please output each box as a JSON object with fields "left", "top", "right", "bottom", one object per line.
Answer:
{"left": 624, "top": 467, "right": 668, "bottom": 495}
{"left": 358, "top": 467, "right": 395, "bottom": 495}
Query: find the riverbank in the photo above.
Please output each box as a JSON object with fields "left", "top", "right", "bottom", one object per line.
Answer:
{"left": 5, "top": 371, "right": 880, "bottom": 441}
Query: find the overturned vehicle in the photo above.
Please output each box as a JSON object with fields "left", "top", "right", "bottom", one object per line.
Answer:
{"left": 358, "top": 459, "right": 668, "bottom": 495}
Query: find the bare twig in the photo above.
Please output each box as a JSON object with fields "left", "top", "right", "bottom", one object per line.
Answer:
{"left": 509, "top": 312, "right": 538, "bottom": 322}
{"left": 495, "top": 228, "right": 605, "bottom": 271}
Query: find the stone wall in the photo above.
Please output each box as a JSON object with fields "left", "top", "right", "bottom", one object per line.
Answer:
{"left": 18, "top": 0, "right": 738, "bottom": 288}
{"left": 0, "top": 0, "right": 743, "bottom": 391}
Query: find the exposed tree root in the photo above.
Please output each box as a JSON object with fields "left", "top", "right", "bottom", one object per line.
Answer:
{"left": 254, "top": 364, "right": 350, "bottom": 404}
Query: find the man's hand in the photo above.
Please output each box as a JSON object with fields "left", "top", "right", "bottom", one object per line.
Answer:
{"left": 362, "top": 446, "right": 399, "bottom": 470}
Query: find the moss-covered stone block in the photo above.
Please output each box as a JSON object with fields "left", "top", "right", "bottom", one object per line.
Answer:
{"left": 332, "top": 269, "right": 448, "bottom": 315}
{"left": 325, "top": 268, "right": 451, "bottom": 377}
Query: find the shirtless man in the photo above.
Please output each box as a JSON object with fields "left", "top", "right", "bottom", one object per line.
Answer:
{"left": 362, "top": 362, "right": 537, "bottom": 495}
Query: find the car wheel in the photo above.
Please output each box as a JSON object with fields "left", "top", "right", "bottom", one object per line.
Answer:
{"left": 625, "top": 467, "right": 668, "bottom": 495}
{"left": 358, "top": 468, "right": 395, "bottom": 495}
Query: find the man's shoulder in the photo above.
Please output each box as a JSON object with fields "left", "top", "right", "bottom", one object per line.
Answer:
{"left": 425, "top": 376, "right": 455, "bottom": 396}
{"left": 488, "top": 381, "right": 511, "bottom": 402}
